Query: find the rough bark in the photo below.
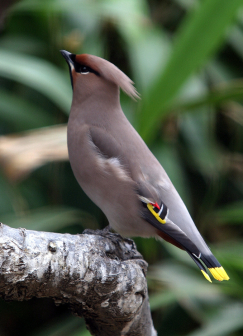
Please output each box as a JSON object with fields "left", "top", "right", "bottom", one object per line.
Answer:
{"left": 0, "top": 223, "right": 157, "bottom": 336}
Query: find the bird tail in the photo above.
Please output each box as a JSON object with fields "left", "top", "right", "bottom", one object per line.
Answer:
{"left": 200, "top": 253, "right": 229, "bottom": 281}
{"left": 141, "top": 201, "right": 229, "bottom": 282}
{"left": 189, "top": 253, "right": 212, "bottom": 283}
{"left": 188, "top": 252, "right": 229, "bottom": 282}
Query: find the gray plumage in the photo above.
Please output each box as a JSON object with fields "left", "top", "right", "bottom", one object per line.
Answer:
{"left": 61, "top": 50, "right": 229, "bottom": 282}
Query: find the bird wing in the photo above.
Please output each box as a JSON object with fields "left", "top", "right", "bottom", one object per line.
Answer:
{"left": 139, "top": 195, "right": 229, "bottom": 282}
{"left": 90, "top": 126, "right": 124, "bottom": 161}
{"left": 89, "top": 126, "right": 229, "bottom": 282}
{"left": 141, "top": 201, "right": 212, "bottom": 281}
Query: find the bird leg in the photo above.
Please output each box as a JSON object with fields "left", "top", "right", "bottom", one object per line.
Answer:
{"left": 102, "top": 224, "right": 112, "bottom": 233}
{"left": 83, "top": 224, "right": 112, "bottom": 236}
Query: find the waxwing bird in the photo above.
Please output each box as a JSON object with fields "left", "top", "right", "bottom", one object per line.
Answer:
{"left": 61, "top": 50, "right": 229, "bottom": 283}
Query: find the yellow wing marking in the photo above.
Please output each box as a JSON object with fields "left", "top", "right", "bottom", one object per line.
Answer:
{"left": 147, "top": 203, "right": 166, "bottom": 224}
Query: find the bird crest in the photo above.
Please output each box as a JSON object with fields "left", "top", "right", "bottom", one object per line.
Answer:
{"left": 75, "top": 54, "right": 140, "bottom": 100}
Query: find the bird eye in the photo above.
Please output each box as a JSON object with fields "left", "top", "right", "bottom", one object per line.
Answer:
{"left": 73, "top": 61, "right": 100, "bottom": 76}
{"left": 77, "top": 65, "right": 90, "bottom": 74}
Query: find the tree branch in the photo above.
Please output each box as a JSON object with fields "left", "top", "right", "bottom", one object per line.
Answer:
{"left": 0, "top": 223, "right": 157, "bottom": 336}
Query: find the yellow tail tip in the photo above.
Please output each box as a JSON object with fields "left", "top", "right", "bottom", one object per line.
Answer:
{"left": 201, "top": 270, "right": 212, "bottom": 283}
{"left": 209, "top": 267, "right": 230, "bottom": 281}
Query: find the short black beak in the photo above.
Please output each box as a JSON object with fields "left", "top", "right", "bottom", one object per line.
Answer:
{"left": 60, "top": 50, "right": 75, "bottom": 65}
{"left": 60, "top": 50, "right": 76, "bottom": 89}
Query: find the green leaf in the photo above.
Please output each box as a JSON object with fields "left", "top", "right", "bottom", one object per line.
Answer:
{"left": 0, "top": 172, "right": 15, "bottom": 215}
{"left": 149, "top": 290, "right": 178, "bottom": 311}
{"left": 138, "top": 0, "right": 243, "bottom": 142}
{"left": 0, "top": 50, "right": 71, "bottom": 113}
{"left": 149, "top": 262, "right": 224, "bottom": 310}
{"left": 126, "top": 27, "right": 171, "bottom": 92}
{"left": 188, "top": 303, "right": 243, "bottom": 336}
{"left": 2, "top": 206, "right": 97, "bottom": 232}
{"left": 31, "top": 315, "right": 91, "bottom": 336}
{"left": 214, "top": 202, "right": 243, "bottom": 225}
{"left": 172, "top": 80, "right": 243, "bottom": 112}
{"left": 179, "top": 109, "right": 222, "bottom": 176}
{"left": 0, "top": 89, "right": 53, "bottom": 130}
{"left": 228, "top": 25, "right": 243, "bottom": 60}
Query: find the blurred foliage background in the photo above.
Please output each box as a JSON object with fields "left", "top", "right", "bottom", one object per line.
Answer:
{"left": 0, "top": 0, "right": 243, "bottom": 335}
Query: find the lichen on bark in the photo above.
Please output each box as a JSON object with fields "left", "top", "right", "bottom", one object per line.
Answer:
{"left": 0, "top": 223, "right": 157, "bottom": 336}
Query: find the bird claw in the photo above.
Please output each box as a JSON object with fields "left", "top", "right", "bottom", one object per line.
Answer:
{"left": 83, "top": 225, "right": 112, "bottom": 236}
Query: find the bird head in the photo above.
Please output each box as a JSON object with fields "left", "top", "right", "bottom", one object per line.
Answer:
{"left": 60, "top": 50, "right": 139, "bottom": 100}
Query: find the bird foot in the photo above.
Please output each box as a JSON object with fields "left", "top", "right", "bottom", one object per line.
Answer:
{"left": 102, "top": 224, "right": 112, "bottom": 233}
{"left": 83, "top": 226, "right": 133, "bottom": 248}
{"left": 83, "top": 224, "right": 113, "bottom": 237}
{"left": 83, "top": 227, "right": 144, "bottom": 263}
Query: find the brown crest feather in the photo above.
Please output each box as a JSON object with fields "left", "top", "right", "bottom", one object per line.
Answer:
{"left": 75, "top": 54, "right": 140, "bottom": 100}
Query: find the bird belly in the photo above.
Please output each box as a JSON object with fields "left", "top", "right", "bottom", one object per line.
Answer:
{"left": 74, "top": 161, "right": 157, "bottom": 238}
{"left": 68, "top": 126, "right": 156, "bottom": 237}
